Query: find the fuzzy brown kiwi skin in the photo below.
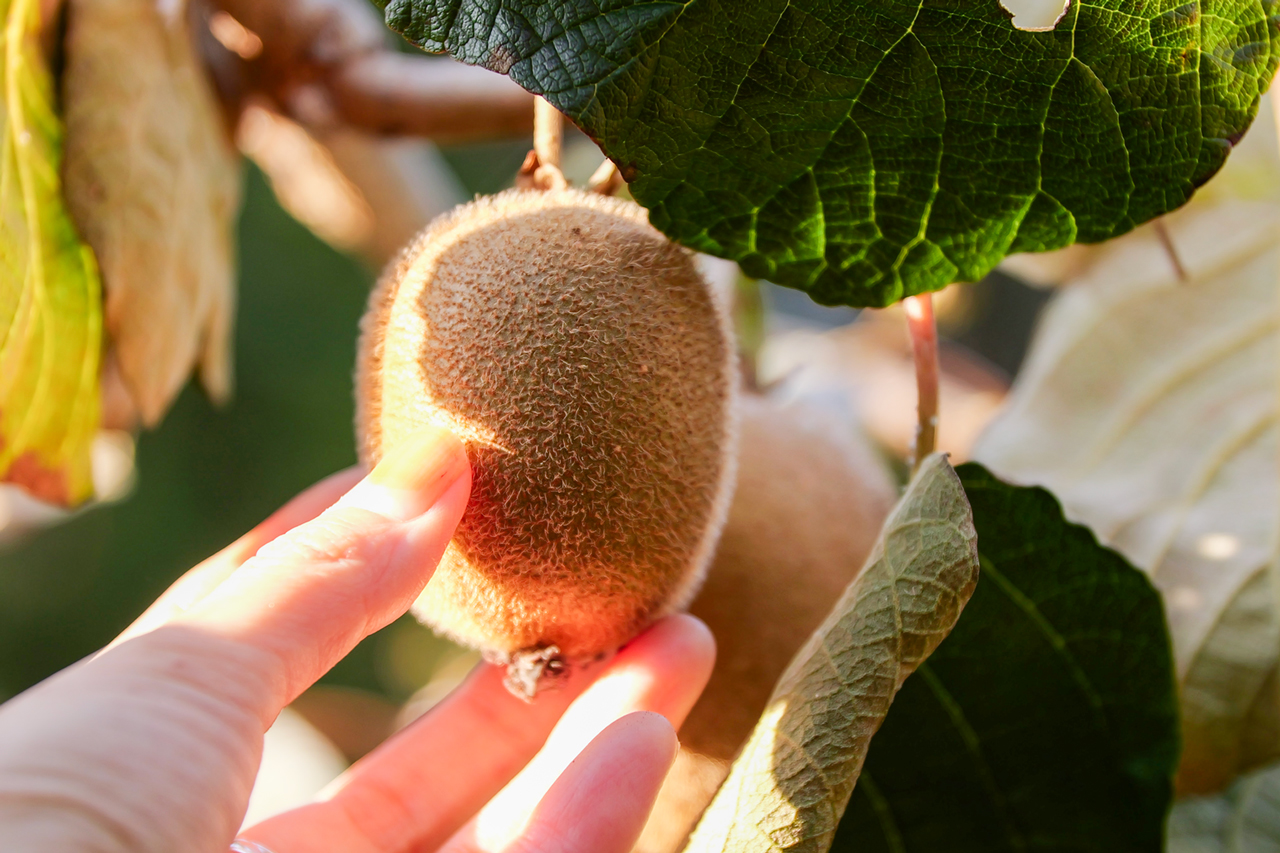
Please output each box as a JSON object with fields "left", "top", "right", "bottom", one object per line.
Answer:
{"left": 635, "top": 393, "right": 897, "bottom": 853}
{"left": 356, "top": 188, "right": 739, "bottom": 693}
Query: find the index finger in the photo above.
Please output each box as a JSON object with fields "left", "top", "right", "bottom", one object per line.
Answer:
{"left": 112, "top": 467, "right": 365, "bottom": 646}
{"left": 172, "top": 425, "right": 471, "bottom": 719}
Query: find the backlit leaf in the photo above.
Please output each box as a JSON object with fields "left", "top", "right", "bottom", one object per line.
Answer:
{"left": 0, "top": 0, "right": 102, "bottom": 505}
{"left": 379, "top": 0, "right": 1280, "bottom": 307}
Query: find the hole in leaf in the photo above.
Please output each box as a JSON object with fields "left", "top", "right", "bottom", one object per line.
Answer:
{"left": 999, "top": 0, "right": 1070, "bottom": 31}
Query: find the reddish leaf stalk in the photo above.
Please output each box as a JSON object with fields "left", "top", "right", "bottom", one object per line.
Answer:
{"left": 904, "top": 293, "right": 939, "bottom": 472}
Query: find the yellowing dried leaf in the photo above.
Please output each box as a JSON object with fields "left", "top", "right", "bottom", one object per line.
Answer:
{"left": 684, "top": 454, "right": 979, "bottom": 853}
{"left": 974, "top": 149, "right": 1280, "bottom": 792}
{"left": 62, "top": 0, "right": 241, "bottom": 427}
{"left": 0, "top": 0, "right": 102, "bottom": 506}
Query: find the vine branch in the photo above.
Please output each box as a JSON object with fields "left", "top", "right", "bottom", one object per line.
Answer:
{"left": 204, "top": 0, "right": 534, "bottom": 140}
{"left": 588, "top": 159, "right": 624, "bottom": 195}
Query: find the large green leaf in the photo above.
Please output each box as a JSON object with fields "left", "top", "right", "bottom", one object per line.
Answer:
{"left": 0, "top": 0, "right": 102, "bottom": 505}
{"left": 377, "top": 0, "right": 1280, "bottom": 307}
{"left": 831, "top": 463, "right": 1180, "bottom": 852}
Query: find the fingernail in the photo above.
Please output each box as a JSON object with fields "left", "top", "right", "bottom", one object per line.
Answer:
{"left": 342, "top": 425, "right": 468, "bottom": 519}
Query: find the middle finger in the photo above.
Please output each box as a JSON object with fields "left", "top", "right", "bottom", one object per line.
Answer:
{"left": 240, "top": 613, "right": 715, "bottom": 853}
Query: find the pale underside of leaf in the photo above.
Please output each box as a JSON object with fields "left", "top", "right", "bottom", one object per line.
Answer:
{"left": 975, "top": 107, "right": 1280, "bottom": 794}
{"left": 0, "top": 0, "right": 102, "bottom": 505}
{"left": 62, "top": 0, "right": 241, "bottom": 427}
{"left": 1169, "top": 759, "right": 1280, "bottom": 853}
{"left": 684, "top": 454, "right": 979, "bottom": 853}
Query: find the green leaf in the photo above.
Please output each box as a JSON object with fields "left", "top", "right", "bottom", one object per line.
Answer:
{"left": 1168, "top": 760, "right": 1280, "bottom": 853}
{"left": 380, "top": 0, "right": 1280, "bottom": 307}
{"left": 0, "top": 0, "right": 102, "bottom": 505}
{"left": 831, "top": 463, "right": 1180, "bottom": 852}
{"left": 683, "top": 453, "right": 980, "bottom": 853}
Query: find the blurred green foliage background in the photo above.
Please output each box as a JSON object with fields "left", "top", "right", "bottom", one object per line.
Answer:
{"left": 0, "top": 146, "right": 528, "bottom": 704}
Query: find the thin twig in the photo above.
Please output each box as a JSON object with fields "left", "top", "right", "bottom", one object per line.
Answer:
{"left": 588, "top": 158, "right": 624, "bottom": 195}
{"left": 1152, "top": 219, "right": 1188, "bottom": 282}
{"left": 904, "top": 293, "right": 940, "bottom": 474}
{"left": 207, "top": 0, "right": 534, "bottom": 140}
{"left": 329, "top": 55, "right": 533, "bottom": 139}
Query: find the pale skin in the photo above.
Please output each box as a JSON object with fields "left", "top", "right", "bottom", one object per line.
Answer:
{"left": 0, "top": 425, "right": 717, "bottom": 852}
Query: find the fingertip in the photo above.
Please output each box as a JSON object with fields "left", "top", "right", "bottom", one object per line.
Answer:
{"left": 515, "top": 712, "right": 681, "bottom": 853}
{"left": 582, "top": 712, "right": 680, "bottom": 801}
{"left": 422, "top": 463, "right": 473, "bottom": 523}
{"left": 370, "top": 424, "right": 469, "bottom": 491}
{"left": 665, "top": 613, "right": 717, "bottom": 677}
{"left": 341, "top": 425, "right": 471, "bottom": 521}
{"left": 612, "top": 710, "right": 680, "bottom": 768}
{"left": 622, "top": 613, "right": 717, "bottom": 692}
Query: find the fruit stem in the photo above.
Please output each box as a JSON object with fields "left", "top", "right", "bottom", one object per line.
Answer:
{"left": 904, "top": 293, "right": 939, "bottom": 473}
{"left": 534, "top": 96, "right": 563, "bottom": 170}
{"left": 588, "top": 159, "right": 624, "bottom": 195}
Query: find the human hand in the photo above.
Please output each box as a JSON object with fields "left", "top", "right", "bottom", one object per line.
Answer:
{"left": 0, "top": 425, "right": 716, "bottom": 853}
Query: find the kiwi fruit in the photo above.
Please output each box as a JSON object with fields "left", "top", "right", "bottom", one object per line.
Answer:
{"left": 356, "top": 188, "right": 739, "bottom": 696}
{"left": 635, "top": 393, "right": 897, "bottom": 853}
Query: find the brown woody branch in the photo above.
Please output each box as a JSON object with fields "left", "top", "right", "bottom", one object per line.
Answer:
{"left": 329, "top": 54, "right": 534, "bottom": 140}
{"left": 207, "top": 0, "right": 534, "bottom": 140}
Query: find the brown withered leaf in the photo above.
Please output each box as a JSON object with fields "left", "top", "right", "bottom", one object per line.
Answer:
{"left": 63, "top": 0, "right": 241, "bottom": 427}
{"left": 683, "top": 453, "right": 979, "bottom": 853}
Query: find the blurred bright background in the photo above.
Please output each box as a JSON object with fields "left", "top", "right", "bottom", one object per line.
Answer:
{"left": 0, "top": 117, "right": 1048, "bottom": 818}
